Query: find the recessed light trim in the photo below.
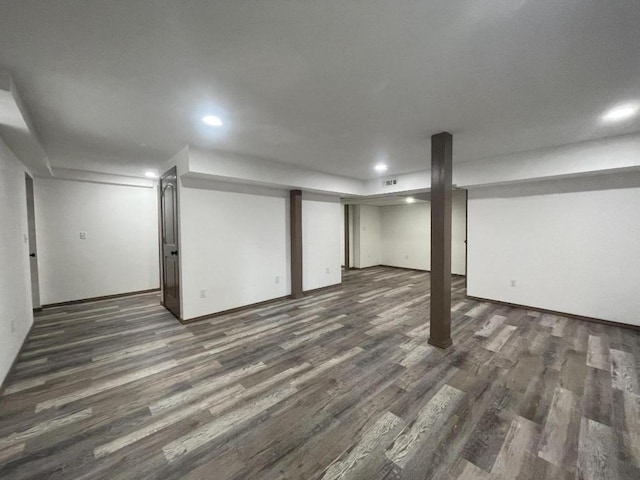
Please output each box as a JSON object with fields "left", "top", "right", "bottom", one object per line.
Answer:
{"left": 144, "top": 171, "right": 158, "bottom": 178}
{"left": 374, "top": 164, "right": 388, "bottom": 172}
{"left": 202, "top": 115, "right": 223, "bottom": 126}
{"left": 601, "top": 103, "right": 639, "bottom": 123}
{"left": 405, "top": 197, "right": 416, "bottom": 204}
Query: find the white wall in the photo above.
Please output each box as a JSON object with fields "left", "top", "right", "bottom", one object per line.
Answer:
{"left": 451, "top": 191, "right": 467, "bottom": 275}
{"left": 361, "top": 191, "right": 467, "bottom": 274}
{"left": 381, "top": 203, "right": 430, "bottom": 270}
{"left": 303, "top": 194, "right": 342, "bottom": 291}
{"left": 179, "top": 180, "right": 290, "bottom": 320}
{"left": 467, "top": 186, "right": 640, "bottom": 326}
{"left": 35, "top": 178, "right": 159, "bottom": 304}
{"left": 0, "top": 137, "right": 33, "bottom": 385}
{"left": 356, "top": 205, "right": 382, "bottom": 268}
{"left": 178, "top": 181, "right": 343, "bottom": 319}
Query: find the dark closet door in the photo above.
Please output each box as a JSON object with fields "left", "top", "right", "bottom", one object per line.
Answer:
{"left": 25, "top": 174, "right": 40, "bottom": 309}
{"left": 160, "top": 167, "right": 181, "bottom": 319}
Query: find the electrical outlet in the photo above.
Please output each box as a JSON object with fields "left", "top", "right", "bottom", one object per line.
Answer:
{"left": 11, "top": 320, "right": 15, "bottom": 333}
{"left": 325, "top": 267, "right": 330, "bottom": 274}
{"left": 199, "top": 289, "right": 207, "bottom": 298}
{"left": 274, "top": 276, "right": 280, "bottom": 284}
{"left": 405, "top": 255, "right": 409, "bottom": 260}
{"left": 510, "top": 280, "right": 517, "bottom": 287}
{"left": 79, "top": 231, "right": 87, "bottom": 240}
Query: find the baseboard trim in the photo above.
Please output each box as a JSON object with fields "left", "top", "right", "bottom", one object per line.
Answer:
{"left": 180, "top": 295, "right": 291, "bottom": 324}
{"left": 41, "top": 288, "right": 161, "bottom": 309}
{"left": 357, "top": 264, "right": 467, "bottom": 278}
{"left": 180, "top": 282, "right": 343, "bottom": 324}
{"left": 349, "top": 264, "right": 421, "bottom": 272}
{"left": 303, "top": 283, "right": 341, "bottom": 296}
{"left": 466, "top": 295, "right": 640, "bottom": 332}
{"left": 380, "top": 264, "right": 430, "bottom": 273}
{"left": 0, "top": 322, "right": 35, "bottom": 394}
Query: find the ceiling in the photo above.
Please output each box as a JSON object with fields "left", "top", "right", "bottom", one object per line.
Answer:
{"left": 1, "top": 1, "right": 639, "bottom": 180}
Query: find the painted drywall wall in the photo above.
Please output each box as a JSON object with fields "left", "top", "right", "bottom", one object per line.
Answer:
{"left": 179, "top": 180, "right": 290, "bottom": 320}
{"left": 467, "top": 185, "right": 640, "bottom": 325}
{"left": 360, "top": 191, "right": 467, "bottom": 274}
{"left": 302, "top": 194, "right": 342, "bottom": 291}
{"left": 451, "top": 191, "right": 467, "bottom": 275}
{"left": 355, "top": 205, "right": 382, "bottom": 268}
{"left": 0, "top": 137, "right": 34, "bottom": 385}
{"left": 381, "top": 203, "right": 430, "bottom": 270}
{"left": 35, "top": 178, "right": 159, "bottom": 304}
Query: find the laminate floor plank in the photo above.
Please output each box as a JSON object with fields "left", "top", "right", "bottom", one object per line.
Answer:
{"left": 0, "top": 268, "right": 638, "bottom": 479}
{"left": 586, "top": 335, "right": 610, "bottom": 371}
{"left": 490, "top": 415, "right": 538, "bottom": 478}
{"left": 537, "top": 387, "right": 580, "bottom": 471}
{"left": 576, "top": 417, "right": 618, "bottom": 480}
{"left": 611, "top": 349, "right": 640, "bottom": 394}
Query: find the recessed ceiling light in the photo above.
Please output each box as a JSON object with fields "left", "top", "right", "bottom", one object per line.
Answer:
{"left": 374, "top": 164, "right": 388, "bottom": 172}
{"left": 144, "top": 171, "right": 158, "bottom": 178}
{"left": 405, "top": 197, "right": 416, "bottom": 204}
{"left": 601, "top": 103, "right": 639, "bottom": 123}
{"left": 202, "top": 115, "right": 223, "bottom": 126}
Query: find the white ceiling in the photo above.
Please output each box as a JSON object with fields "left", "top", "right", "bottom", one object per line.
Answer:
{"left": 1, "top": 1, "right": 639, "bottom": 180}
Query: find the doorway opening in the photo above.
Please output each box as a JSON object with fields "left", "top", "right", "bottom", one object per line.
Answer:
{"left": 340, "top": 190, "right": 468, "bottom": 280}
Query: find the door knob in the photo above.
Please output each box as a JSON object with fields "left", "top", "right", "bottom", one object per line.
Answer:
{"left": 170, "top": 250, "right": 178, "bottom": 255}
{"left": 29, "top": 253, "right": 36, "bottom": 258}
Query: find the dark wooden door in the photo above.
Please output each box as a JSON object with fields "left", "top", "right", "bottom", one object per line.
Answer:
{"left": 25, "top": 174, "right": 40, "bottom": 309}
{"left": 160, "top": 167, "right": 181, "bottom": 319}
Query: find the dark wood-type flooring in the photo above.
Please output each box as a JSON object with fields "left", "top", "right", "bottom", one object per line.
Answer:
{"left": 1, "top": 267, "right": 640, "bottom": 479}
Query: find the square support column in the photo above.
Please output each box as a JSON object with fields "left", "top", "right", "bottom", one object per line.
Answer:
{"left": 428, "top": 132, "right": 453, "bottom": 349}
{"left": 290, "top": 189, "right": 303, "bottom": 299}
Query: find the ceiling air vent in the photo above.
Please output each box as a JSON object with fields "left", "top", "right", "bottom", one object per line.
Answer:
{"left": 383, "top": 178, "right": 398, "bottom": 187}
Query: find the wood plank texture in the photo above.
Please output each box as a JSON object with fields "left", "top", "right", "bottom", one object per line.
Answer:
{"left": 1, "top": 267, "right": 639, "bottom": 479}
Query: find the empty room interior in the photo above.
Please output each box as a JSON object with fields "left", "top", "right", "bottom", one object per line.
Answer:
{"left": 1, "top": 2, "right": 640, "bottom": 479}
